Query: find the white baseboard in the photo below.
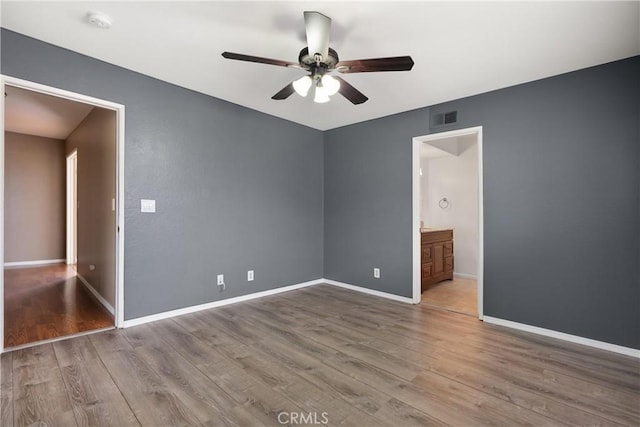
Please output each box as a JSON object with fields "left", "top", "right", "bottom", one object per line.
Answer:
{"left": 123, "top": 279, "right": 324, "bottom": 328}
{"left": 118, "top": 276, "right": 636, "bottom": 359}
{"left": 454, "top": 272, "right": 477, "bottom": 280}
{"left": 323, "top": 279, "right": 415, "bottom": 304}
{"left": 483, "top": 316, "right": 640, "bottom": 359}
{"left": 4, "top": 259, "right": 65, "bottom": 268}
{"left": 77, "top": 274, "right": 115, "bottom": 315}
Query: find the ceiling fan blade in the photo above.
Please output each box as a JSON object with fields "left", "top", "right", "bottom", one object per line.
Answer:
{"left": 336, "top": 56, "right": 415, "bottom": 73}
{"left": 304, "top": 11, "right": 331, "bottom": 60}
{"left": 334, "top": 76, "right": 368, "bottom": 105}
{"left": 222, "top": 52, "right": 302, "bottom": 68}
{"left": 271, "top": 83, "right": 296, "bottom": 100}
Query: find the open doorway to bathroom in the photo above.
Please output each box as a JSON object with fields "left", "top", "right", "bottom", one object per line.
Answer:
{"left": 412, "top": 127, "right": 483, "bottom": 318}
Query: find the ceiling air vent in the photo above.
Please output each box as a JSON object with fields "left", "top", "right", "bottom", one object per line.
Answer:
{"left": 430, "top": 110, "right": 458, "bottom": 128}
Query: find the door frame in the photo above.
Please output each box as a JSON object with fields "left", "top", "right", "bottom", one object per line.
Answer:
{"left": 66, "top": 150, "right": 78, "bottom": 265}
{"left": 1, "top": 75, "right": 126, "bottom": 352}
{"left": 412, "top": 126, "right": 484, "bottom": 319}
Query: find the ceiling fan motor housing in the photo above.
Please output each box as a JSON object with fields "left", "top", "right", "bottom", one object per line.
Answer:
{"left": 299, "top": 47, "right": 339, "bottom": 71}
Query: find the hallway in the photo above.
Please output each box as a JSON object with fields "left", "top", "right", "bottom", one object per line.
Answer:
{"left": 4, "top": 264, "right": 113, "bottom": 348}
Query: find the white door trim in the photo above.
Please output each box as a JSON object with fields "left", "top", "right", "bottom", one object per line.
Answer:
{"left": 412, "top": 126, "right": 484, "bottom": 319}
{"left": 66, "top": 150, "right": 78, "bottom": 265}
{"left": 1, "top": 75, "right": 126, "bottom": 353}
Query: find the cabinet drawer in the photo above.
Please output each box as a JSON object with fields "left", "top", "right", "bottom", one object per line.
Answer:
{"left": 422, "top": 262, "right": 432, "bottom": 280}
{"left": 444, "top": 256, "right": 453, "bottom": 273}
{"left": 444, "top": 242, "right": 453, "bottom": 257}
{"left": 421, "top": 229, "right": 453, "bottom": 244}
{"left": 421, "top": 244, "right": 432, "bottom": 262}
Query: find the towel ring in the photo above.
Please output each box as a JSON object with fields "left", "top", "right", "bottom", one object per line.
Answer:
{"left": 438, "top": 197, "right": 449, "bottom": 209}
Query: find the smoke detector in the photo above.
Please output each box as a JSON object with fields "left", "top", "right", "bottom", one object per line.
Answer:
{"left": 86, "top": 12, "right": 112, "bottom": 29}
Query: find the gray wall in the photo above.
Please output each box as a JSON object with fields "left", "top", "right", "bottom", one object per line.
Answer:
{"left": 324, "top": 109, "right": 429, "bottom": 296}
{"left": 1, "top": 29, "right": 324, "bottom": 319}
{"left": 3, "top": 29, "right": 638, "bottom": 349}
{"left": 325, "top": 56, "right": 640, "bottom": 349}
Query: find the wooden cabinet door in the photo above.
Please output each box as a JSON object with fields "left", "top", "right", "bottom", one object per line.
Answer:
{"left": 444, "top": 242, "right": 453, "bottom": 258}
{"left": 432, "top": 243, "right": 444, "bottom": 277}
{"left": 444, "top": 256, "right": 453, "bottom": 273}
{"left": 421, "top": 262, "right": 433, "bottom": 292}
{"left": 422, "top": 262, "right": 432, "bottom": 281}
{"left": 421, "top": 244, "right": 432, "bottom": 262}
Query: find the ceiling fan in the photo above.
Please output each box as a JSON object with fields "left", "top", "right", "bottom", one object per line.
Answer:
{"left": 222, "top": 11, "right": 414, "bottom": 105}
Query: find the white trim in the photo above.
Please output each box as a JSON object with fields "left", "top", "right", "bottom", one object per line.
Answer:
{"left": 1, "top": 75, "right": 126, "bottom": 353}
{"left": 0, "top": 75, "right": 5, "bottom": 351}
{"left": 483, "top": 316, "right": 640, "bottom": 359}
{"left": 453, "top": 272, "right": 477, "bottom": 280}
{"left": 123, "top": 279, "right": 324, "bottom": 328}
{"left": 477, "top": 128, "right": 484, "bottom": 319}
{"left": 2, "top": 77, "right": 125, "bottom": 110}
{"left": 412, "top": 126, "right": 484, "bottom": 319}
{"left": 123, "top": 279, "right": 414, "bottom": 329}
{"left": 324, "top": 279, "right": 415, "bottom": 304}
{"left": 115, "top": 101, "right": 125, "bottom": 328}
{"left": 66, "top": 150, "right": 77, "bottom": 265}
{"left": 411, "top": 138, "right": 421, "bottom": 304}
{"left": 77, "top": 273, "right": 115, "bottom": 315}
{"left": 4, "top": 259, "right": 65, "bottom": 268}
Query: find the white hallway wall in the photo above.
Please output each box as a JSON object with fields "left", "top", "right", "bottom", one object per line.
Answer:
{"left": 421, "top": 141, "right": 478, "bottom": 277}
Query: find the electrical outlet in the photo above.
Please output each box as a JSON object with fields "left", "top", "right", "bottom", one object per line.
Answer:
{"left": 373, "top": 268, "right": 380, "bottom": 279}
{"left": 247, "top": 270, "right": 254, "bottom": 281}
{"left": 217, "top": 274, "right": 224, "bottom": 286}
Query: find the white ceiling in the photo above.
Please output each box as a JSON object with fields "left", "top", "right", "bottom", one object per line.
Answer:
{"left": 4, "top": 85, "right": 94, "bottom": 140}
{"left": 1, "top": 1, "right": 638, "bottom": 131}
{"left": 421, "top": 133, "right": 476, "bottom": 159}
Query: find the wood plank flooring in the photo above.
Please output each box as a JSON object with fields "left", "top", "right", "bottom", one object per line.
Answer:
{"left": 4, "top": 264, "right": 114, "bottom": 348}
{"left": 422, "top": 277, "right": 478, "bottom": 317}
{"left": 1, "top": 284, "right": 638, "bottom": 426}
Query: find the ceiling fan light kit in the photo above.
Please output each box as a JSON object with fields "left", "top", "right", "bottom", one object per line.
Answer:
{"left": 293, "top": 73, "right": 340, "bottom": 103}
{"left": 314, "top": 85, "right": 330, "bottom": 103}
{"left": 321, "top": 75, "right": 340, "bottom": 96}
{"left": 222, "top": 11, "right": 414, "bottom": 105}
{"left": 293, "top": 75, "right": 312, "bottom": 97}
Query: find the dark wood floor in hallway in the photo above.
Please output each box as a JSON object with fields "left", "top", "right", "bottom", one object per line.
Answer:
{"left": 1, "top": 284, "right": 638, "bottom": 426}
{"left": 3, "top": 264, "right": 114, "bottom": 348}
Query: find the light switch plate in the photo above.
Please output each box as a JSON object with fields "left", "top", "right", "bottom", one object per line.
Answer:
{"left": 141, "top": 199, "right": 156, "bottom": 213}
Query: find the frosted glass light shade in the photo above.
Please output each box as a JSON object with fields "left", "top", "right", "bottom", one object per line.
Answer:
{"left": 314, "top": 85, "right": 330, "bottom": 103}
{"left": 321, "top": 75, "right": 340, "bottom": 96}
{"left": 293, "top": 75, "right": 312, "bottom": 96}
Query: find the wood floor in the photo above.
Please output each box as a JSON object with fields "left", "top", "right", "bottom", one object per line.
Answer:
{"left": 422, "top": 277, "right": 478, "bottom": 317}
{"left": 1, "top": 284, "right": 638, "bottom": 426}
{"left": 4, "top": 264, "right": 114, "bottom": 348}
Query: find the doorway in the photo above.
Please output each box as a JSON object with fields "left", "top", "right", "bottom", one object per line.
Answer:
{"left": 1, "top": 76, "right": 125, "bottom": 351}
{"left": 412, "top": 126, "right": 484, "bottom": 318}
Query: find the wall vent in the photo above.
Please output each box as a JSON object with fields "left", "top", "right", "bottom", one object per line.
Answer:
{"left": 430, "top": 110, "right": 458, "bottom": 128}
